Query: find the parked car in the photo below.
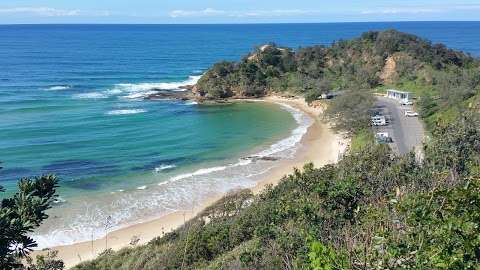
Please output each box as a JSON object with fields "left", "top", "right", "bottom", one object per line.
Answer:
{"left": 371, "top": 115, "right": 387, "bottom": 126}
{"left": 375, "top": 132, "right": 393, "bottom": 144}
{"left": 405, "top": 111, "right": 419, "bottom": 117}
{"left": 400, "top": 99, "right": 414, "bottom": 106}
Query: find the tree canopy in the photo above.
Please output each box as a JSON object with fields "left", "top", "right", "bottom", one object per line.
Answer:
{"left": 196, "top": 29, "right": 478, "bottom": 102}
{"left": 0, "top": 173, "right": 62, "bottom": 269}
{"left": 73, "top": 106, "right": 480, "bottom": 269}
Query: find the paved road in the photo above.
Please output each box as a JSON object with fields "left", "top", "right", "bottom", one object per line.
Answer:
{"left": 374, "top": 96, "right": 425, "bottom": 156}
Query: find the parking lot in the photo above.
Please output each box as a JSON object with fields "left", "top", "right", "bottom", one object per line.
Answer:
{"left": 373, "top": 96, "right": 425, "bottom": 156}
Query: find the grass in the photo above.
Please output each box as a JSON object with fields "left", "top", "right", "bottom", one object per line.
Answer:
{"left": 350, "top": 129, "right": 374, "bottom": 152}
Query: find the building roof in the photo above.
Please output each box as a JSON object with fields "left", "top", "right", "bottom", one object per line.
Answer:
{"left": 387, "top": 89, "right": 411, "bottom": 94}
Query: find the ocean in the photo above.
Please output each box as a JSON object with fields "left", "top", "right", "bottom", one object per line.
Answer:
{"left": 1, "top": 22, "right": 479, "bottom": 247}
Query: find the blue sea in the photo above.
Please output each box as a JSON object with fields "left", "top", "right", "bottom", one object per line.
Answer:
{"left": 1, "top": 22, "right": 479, "bottom": 247}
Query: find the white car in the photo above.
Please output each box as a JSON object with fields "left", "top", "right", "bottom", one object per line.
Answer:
{"left": 375, "top": 132, "right": 393, "bottom": 143}
{"left": 400, "top": 100, "right": 414, "bottom": 106}
{"left": 371, "top": 115, "right": 387, "bottom": 126}
{"left": 405, "top": 111, "right": 419, "bottom": 117}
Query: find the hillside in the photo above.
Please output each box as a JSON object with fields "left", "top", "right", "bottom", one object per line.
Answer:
{"left": 73, "top": 31, "right": 480, "bottom": 270}
{"left": 196, "top": 30, "right": 477, "bottom": 96}
{"left": 196, "top": 30, "right": 480, "bottom": 128}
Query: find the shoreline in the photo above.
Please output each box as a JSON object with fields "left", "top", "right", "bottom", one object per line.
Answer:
{"left": 33, "top": 95, "right": 349, "bottom": 268}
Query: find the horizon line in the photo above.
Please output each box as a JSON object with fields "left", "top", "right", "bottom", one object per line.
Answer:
{"left": 1, "top": 20, "right": 479, "bottom": 26}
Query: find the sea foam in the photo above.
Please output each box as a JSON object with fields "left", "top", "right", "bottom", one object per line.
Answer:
{"left": 155, "top": 164, "right": 177, "bottom": 173}
{"left": 46, "top": 85, "right": 71, "bottom": 91}
{"left": 169, "top": 165, "right": 229, "bottom": 182}
{"left": 157, "top": 102, "right": 312, "bottom": 186}
{"left": 183, "top": 101, "right": 198, "bottom": 106}
{"left": 32, "top": 101, "right": 314, "bottom": 249}
{"left": 113, "top": 75, "right": 201, "bottom": 99}
{"left": 69, "top": 75, "right": 201, "bottom": 101}
{"left": 106, "top": 109, "right": 147, "bottom": 115}
{"left": 73, "top": 92, "right": 108, "bottom": 99}
{"left": 257, "top": 102, "right": 313, "bottom": 158}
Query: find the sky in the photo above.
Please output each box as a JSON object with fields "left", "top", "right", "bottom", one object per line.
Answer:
{"left": 0, "top": 0, "right": 479, "bottom": 24}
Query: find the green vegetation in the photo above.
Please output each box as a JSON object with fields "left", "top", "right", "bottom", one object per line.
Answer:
{"left": 323, "top": 91, "right": 376, "bottom": 134}
{"left": 73, "top": 110, "right": 479, "bottom": 269}
{"left": 0, "top": 170, "right": 62, "bottom": 269}
{"left": 197, "top": 29, "right": 480, "bottom": 133}
{"left": 0, "top": 30, "right": 471, "bottom": 270}
{"left": 197, "top": 30, "right": 477, "bottom": 98}
{"left": 71, "top": 29, "right": 480, "bottom": 270}
{"left": 350, "top": 129, "right": 375, "bottom": 153}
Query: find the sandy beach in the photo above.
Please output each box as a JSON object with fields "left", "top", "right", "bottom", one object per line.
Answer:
{"left": 33, "top": 95, "right": 349, "bottom": 268}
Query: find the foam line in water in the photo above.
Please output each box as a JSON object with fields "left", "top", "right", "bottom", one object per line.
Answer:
{"left": 69, "top": 75, "right": 201, "bottom": 100}
{"left": 72, "top": 92, "right": 108, "bottom": 99}
{"left": 31, "top": 101, "right": 313, "bottom": 249}
{"left": 53, "top": 197, "right": 67, "bottom": 204}
{"left": 46, "top": 85, "right": 72, "bottom": 91}
{"left": 113, "top": 75, "right": 201, "bottom": 97}
{"left": 183, "top": 101, "right": 198, "bottom": 106}
{"left": 121, "top": 91, "right": 158, "bottom": 100}
{"left": 157, "top": 102, "right": 313, "bottom": 186}
{"left": 169, "top": 165, "right": 228, "bottom": 182}
{"left": 155, "top": 164, "right": 177, "bottom": 173}
{"left": 106, "top": 109, "right": 147, "bottom": 115}
{"left": 256, "top": 102, "right": 313, "bottom": 157}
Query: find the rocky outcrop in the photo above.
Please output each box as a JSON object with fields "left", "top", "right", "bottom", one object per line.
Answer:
{"left": 379, "top": 54, "right": 400, "bottom": 84}
{"left": 379, "top": 52, "right": 419, "bottom": 85}
{"left": 145, "top": 88, "right": 195, "bottom": 101}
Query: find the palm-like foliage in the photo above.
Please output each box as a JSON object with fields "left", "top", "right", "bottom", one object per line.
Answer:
{"left": 0, "top": 173, "right": 59, "bottom": 269}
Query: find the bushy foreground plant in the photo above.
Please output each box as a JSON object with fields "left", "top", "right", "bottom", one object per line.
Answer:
{"left": 0, "top": 171, "right": 62, "bottom": 270}
{"left": 73, "top": 111, "right": 480, "bottom": 270}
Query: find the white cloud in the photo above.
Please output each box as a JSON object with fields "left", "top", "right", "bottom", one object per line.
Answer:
{"left": 0, "top": 7, "right": 110, "bottom": 17}
{"left": 169, "top": 8, "right": 321, "bottom": 18}
{"left": 361, "top": 7, "right": 439, "bottom": 15}
{"left": 169, "top": 8, "right": 225, "bottom": 18}
{"left": 361, "top": 4, "right": 480, "bottom": 16}
{"left": 237, "top": 9, "right": 316, "bottom": 17}
{"left": 453, "top": 4, "right": 480, "bottom": 10}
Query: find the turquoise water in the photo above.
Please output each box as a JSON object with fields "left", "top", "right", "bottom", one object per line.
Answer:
{"left": 1, "top": 22, "right": 479, "bottom": 247}
{"left": 1, "top": 99, "right": 295, "bottom": 196}
{"left": 30, "top": 101, "right": 307, "bottom": 247}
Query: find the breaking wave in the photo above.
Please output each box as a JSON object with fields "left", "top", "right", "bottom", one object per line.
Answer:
{"left": 69, "top": 75, "right": 201, "bottom": 101}
{"left": 32, "top": 101, "right": 313, "bottom": 249}
{"left": 155, "top": 164, "right": 177, "bottom": 173}
{"left": 72, "top": 92, "right": 108, "bottom": 99}
{"left": 106, "top": 109, "right": 147, "bottom": 115}
{"left": 113, "top": 75, "right": 201, "bottom": 100}
{"left": 46, "top": 85, "right": 72, "bottom": 91}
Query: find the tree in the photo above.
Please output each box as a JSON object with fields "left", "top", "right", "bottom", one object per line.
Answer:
{"left": 323, "top": 91, "right": 376, "bottom": 134}
{"left": 304, "top": 78, "right": 332, "bottom": 103}
{"left": 425, "top": 112, "right": 480, "bottom": 178}
{"left": 0, "top": 170, "right": 60, "bottom": 269}
{"left": 309, "top": 241, "right": 348, "bottom": 270}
